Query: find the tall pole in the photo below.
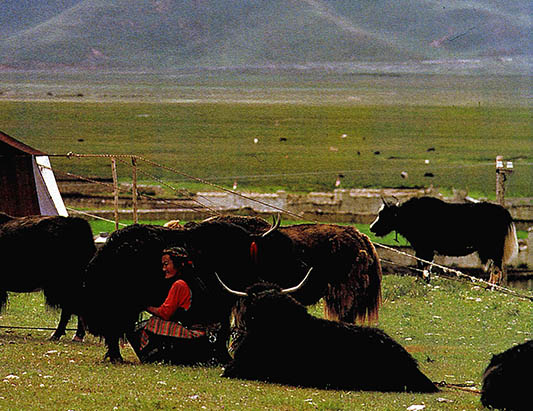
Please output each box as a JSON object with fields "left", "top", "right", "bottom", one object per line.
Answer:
{"left": 495, "top": 155, "right": 513, "bottom": 206}
{"left": 111, "top": 156, "right": 119, "bottom": 230}
{"left": 131, "top": 156, "right": 138, "bottom": 224}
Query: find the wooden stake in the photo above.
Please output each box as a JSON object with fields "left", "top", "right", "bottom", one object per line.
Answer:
{"left": 495, "top": 155, "right": 513, "bottom": 206}
{"left": 131, "top": 156, "right": 138, "bottom": 224}
{"left": 111, "top": 157, "right": 119, "bottom": 230}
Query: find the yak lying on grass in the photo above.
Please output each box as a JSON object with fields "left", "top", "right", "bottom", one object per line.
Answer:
{"left": 370, "top": 196, "right": 518, "bottom": 284}
{"left": 187, "top": 215, "right": 382, "bottom": 324}
{"left": 217, "top": 273, "right": 438, "bottom": 392}
{"left": 481, "top": 339, "right": 532, "bottom": 411}
{"left": 0, "top": 212, "right": 95, "bottom": 341}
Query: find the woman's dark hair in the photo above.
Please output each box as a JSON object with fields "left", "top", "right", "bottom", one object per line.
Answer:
{"left": 162, "top": 246, "right": 191, "bottom": 267}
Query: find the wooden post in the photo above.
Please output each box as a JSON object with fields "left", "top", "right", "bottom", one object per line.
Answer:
{"left": 495, "top": 155, "right": 513, "bottom": 206}
{"left": 131, "top": 156, "right": 138, "bottom": 224}
{"left": 111, "top": 157, "right": 119, "bottom": 230}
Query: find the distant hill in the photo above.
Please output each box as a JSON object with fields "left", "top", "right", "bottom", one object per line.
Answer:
{"left": 0, "top": 0, "right": 530, "bottom": 71}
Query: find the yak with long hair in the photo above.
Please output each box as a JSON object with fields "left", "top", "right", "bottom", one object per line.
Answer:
{"left": 0, "top": 212, "right": 95, "bottom": 341}
{"left": 481, "top": 339, "right": 532, "bottom": 411}
{"left": 217, "top": 272, "right": 437, "bottom": 392}
{"left": 370, "top": 196, "right": 518, "bottom": 284}
{"left": 81, "top": 219, "right": 299, "bottom": 362}
{"left": 190, "top": 215, "right": 382, "bottom": 324}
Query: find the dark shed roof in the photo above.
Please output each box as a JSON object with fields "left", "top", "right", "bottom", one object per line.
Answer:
{"left": 0, "top": 130, "right": 46, "bottom": 156}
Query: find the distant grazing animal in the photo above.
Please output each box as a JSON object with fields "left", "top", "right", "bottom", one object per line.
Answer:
{"left": 0, "top": 212, "right": 96, "bottom": 341}
{"left": 217, "top": 273, "right": 438, "bottom": 392}
{"left": 370, "top": 197, "right": 518, "bottom": 284}
{"left": 193, "top": 215, "right": 382, "bottom": 323}
{"left": 481, "top": 340, "right": 532, "bottom": 411}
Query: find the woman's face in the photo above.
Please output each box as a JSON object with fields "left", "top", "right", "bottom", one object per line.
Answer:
{"left": 162, "top": 254, "right": 179, "bottom": 279}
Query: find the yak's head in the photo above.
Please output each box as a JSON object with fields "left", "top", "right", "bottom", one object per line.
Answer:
{"left": 369, "top": 198, "right": 400, "bottom": 237}
{"left": 216, "top": 268, "right": 312, "bottom": 335}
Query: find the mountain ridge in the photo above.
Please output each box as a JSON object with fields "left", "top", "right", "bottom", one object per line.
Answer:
{"left": 0, "top": 0, "right": 530, "bottom": 71}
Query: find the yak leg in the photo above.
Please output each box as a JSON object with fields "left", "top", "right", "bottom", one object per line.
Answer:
{"left": 50, "top": 309, "right": 72, "bottom": 341}
{"left": 104, "top": 335, "right": 123, "bottom": 363}
{"left": 486, "top": 260, "right": 505, "bottom": 286}
{"left": 416, "top": 253, "right": 434, "bottom": 283}
{"left": 215, "top": 320, "right": 233, "bottom": 365}
{"left": 72, "top": 316, "right": 86, "bottom": 342}
{"left": 0, "top": 289, "right": 7, "bottom": 310}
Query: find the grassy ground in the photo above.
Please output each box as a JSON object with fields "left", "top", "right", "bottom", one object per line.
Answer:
{"left": 1, "top": 275, "right": 531, "bottom": 410}
{"left": 0, "top": 101, "right": 531, "bottom": 197}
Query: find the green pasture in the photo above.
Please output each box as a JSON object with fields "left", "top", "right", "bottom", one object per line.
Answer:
{"left": 0, "top": 101, "right": 531, "bottom": 198}
{"left": 1, "top": 275, "right": 531, "bottom": 410}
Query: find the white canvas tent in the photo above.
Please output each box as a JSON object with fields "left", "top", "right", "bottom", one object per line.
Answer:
{"left": 0, "top": 130, "right": 67, "bottom": 217}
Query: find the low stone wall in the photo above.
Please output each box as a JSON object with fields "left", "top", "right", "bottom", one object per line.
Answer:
{"left": 76, "top": 188, "right": 533, "bottom": 271}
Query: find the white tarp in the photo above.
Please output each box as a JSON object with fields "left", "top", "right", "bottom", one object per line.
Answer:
{"left": 33, "top": 155, "right": 68, "bottom": 216}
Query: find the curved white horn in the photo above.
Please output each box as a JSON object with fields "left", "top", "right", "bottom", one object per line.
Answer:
{"left": 261, "top": 213, "right": 281, "bottom": 237}
{"left": 281, "top": 267, "right": 314, "bottom": 294}
{"left": 214, "top": 272, "right": 247, "bottom": 297}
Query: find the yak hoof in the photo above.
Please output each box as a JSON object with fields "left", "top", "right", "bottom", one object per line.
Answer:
{"left": 422, "top": 269, "right": 431, "bottom": 283}
{"left": 49, "top": 333, "right": 62, "bottom": 341}
{"left": 104, "top": 352, "right": 124, "bottom": 364}
{"left": 72, "top": 335, "right": 84, "bottom": 343}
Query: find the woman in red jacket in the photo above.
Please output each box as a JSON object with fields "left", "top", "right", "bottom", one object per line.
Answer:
{"left": 128, "top": 247, "right": 214, "bottom": 365}
{"left": 146, "top": 247, "right": 193, "bottom": 321}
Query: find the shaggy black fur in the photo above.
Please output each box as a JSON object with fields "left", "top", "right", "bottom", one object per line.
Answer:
{"left": 223, "top": 282, "right": 438, "bottom": 392}
{"left": 0, "top": 212, "right": 95, "bottom": 340}
{"left": 199, "top": 216, "right": 382, "bottom": 323}
{"left": 370, "top": 197, "right": 517, "bottom": 283}
{"left": 82, "top": 221, "right": 262, "bottom": 362}
{"left": 481, "top": 340, "right": 532, "bottom": 411}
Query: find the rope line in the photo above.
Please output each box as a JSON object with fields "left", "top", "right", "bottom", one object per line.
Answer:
{"left": 54, "top": 152, "right": 307, "bottom": 220}
{"left": 113, "top": 156, "right": 220, "bottom": 214}
{"left": 375, "top": 242, "right": 533, "bottom": 302}
{"left": 66, "top": 207, "right": 128, "bottom": 227}
{"left": 436, "top": 381, "right": 481, "bottom": 394}
{"left": 0, "top": 325, "right": 78, "bottom": 331}
{"left": 46, "top": 151, "right": 532, "bottom": 301}
{"left": 136, "top": 155, "right": 307, "bottom": 220}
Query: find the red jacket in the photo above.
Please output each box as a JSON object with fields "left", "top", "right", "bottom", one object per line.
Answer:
{"left": 151, "top": 279, "right": 191, "bottom": 321}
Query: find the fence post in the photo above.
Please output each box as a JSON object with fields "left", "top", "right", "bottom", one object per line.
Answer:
{"left": 111, "top": 156, "right": 119, "bottom": 230}
{"left": 495, "top": 155, "right": 513, "bottom": 206}
{"left": 131, "top": 156, "right": 138, "bottom": 224}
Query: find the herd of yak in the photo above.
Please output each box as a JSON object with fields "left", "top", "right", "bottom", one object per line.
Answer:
{"left": 0, "top": 196, "right": 527, "bottom": 409}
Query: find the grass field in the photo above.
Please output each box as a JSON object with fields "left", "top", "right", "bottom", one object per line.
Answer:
{"left": 0, "top": 73, "right": 531, "bottom": 198}
{"left": 0, "top": 275, "right": 531, "bottom": 410}
{"left": 0, "top": 72, "right": 531, "bottom": 409}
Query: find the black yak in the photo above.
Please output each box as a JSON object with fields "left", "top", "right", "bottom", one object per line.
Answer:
{"left": 0, "top": 212, "right": 95, "bottom": 341}
{"left": 82, "top": 221, "right": 272, "bottom": 362}
{"left": 481, "top": 340, "right": 532, "bottom": 411}
{"left": 191, "top": 215, "right": 382, "bottom": 323}
{"left": 370, "top": 197, "right": 518, "bottom": 284}
{"left": 216, "top": 273, "right": 438, "bottom": 392}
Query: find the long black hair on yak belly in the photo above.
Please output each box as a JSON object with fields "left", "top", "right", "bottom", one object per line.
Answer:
{"left": 481, "top": 339, "right": 532, "bottom": 411}
{"left": 0, "top": 213, "right": 95, "bottom": 341}
{"left": 223, "top": 282, "right": 437, "bottom": 393}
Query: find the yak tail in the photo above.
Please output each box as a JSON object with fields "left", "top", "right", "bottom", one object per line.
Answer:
{"left": 324, "top": 232, "right": 382, "bottom": 325}
{"left": 502, "top": 222, "right": 519, "bottom": 265}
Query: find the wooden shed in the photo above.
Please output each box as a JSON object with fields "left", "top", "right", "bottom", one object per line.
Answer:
{"left": 0, "top": 130, "right": 67, "bottom": 217}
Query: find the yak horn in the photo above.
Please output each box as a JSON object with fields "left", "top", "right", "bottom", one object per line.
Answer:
{"left": 281, "top": 267, "right": 314, "bottom": 294}
{"left": 261, "top": 213, "right": 282, "bottom": 237}
{"left": 214, "top": 272, "right": 247, "bottom": 297}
